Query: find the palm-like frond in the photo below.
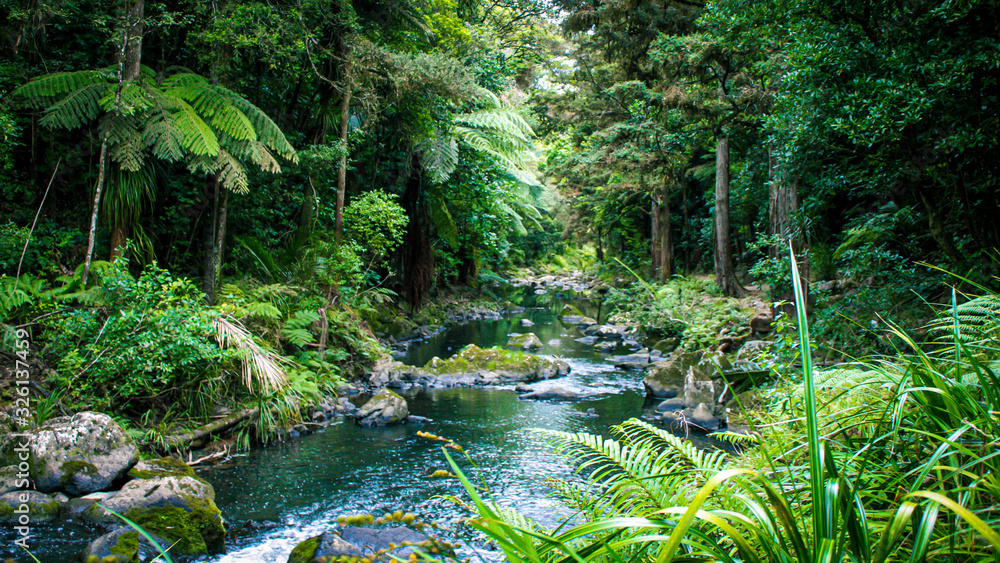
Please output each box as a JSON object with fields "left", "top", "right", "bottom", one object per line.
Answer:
{"left": 538, "top": 418, "right": 729, "bottom": 518}
{"left": 213, "top": 316, "right": 289, "bottom": 394}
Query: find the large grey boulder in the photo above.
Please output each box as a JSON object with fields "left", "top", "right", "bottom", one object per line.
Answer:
{"left": 82, "top": 474, "right": 225, "bottom": 556}
{"left": 643, "top": 351, "right": 732, "bottom": 405}
{"left": 0, "top": 465, "right": 25, "bottom": 495}
{"left": 356, "top": 389, "right": 409, "bottom": 426}
{"left": 11, "top": 411, "right": 138, "bottom": 496}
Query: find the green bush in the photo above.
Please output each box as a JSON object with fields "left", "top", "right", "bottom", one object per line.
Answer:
{"left": 43, "top": 260, "right": 233, "bottom": 416}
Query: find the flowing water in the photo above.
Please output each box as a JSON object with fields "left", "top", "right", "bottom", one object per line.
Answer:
{"left": 8, "top": 292, "right": 715, "bottom": 562}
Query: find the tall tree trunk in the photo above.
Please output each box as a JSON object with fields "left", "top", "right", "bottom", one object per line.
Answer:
{"left": 334, "top": 46, "right": 353, "bottom": 242}
{"left": 768, "top": 148, "right": 808, "bottom": 315}
{"left": 401, "top": 156, "right": 433, "bottom": 313}
{"left": 714, "top": 137, "right": 743, "bottom": 296}
{"left": 651, "top": 195, "right": 661, "bottom": 279}
{"left": 917, "top": 188, "right": 964, "bottom": 268}
{"left": 657, "top": 185, "right": 672, "bottom": 283}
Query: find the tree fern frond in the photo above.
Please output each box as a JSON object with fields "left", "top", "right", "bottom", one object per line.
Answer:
{"left": 36, "top": 82, "right": 109, "bottom": 130}
{"left": 417, "top": 132, "right": 459, "bottom": 184}
{"left": 214, "top": 149, "right": 249, "bottom": 193}
{"left": 13, "top": 69, "right": 112, "bottom": 106}
{"left": 455, "top": 110, "right": 535, "bottom": 140}
{"left": 247, "top": 141, "right": 281, "bottom": 173}
{"left": 226, "top": 93, "right": 298, "bottom": 163}
{"left": 614, "top": 419, "right": 730, "bottom": 474}
{"left": 143, "top": 115, "right": 186, "bottom": 161}
{"left": 106, "top": 117, "right": 147, "bottom": 172}
{"left": 497, "top": 201, "right": 527, "bottom": 235}
{"left": 172, "top": 98, "right": 220, "bottom": 156}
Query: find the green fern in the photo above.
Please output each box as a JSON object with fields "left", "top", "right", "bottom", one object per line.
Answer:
{"left": 538, "top": 418, "right": 730, "bottom": 518}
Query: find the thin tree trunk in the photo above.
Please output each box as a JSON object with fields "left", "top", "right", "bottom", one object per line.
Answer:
{"left": 83, "top": 0, "right": 143, "bottom": 281}
{"left": 658, "top": 186, "right": 672, "bottom": 283}
{"left": 212, "top": 190, "right": 229, "bottom": 291}
{"left": 714, "top": 137, "right": 743, "bottom": 297}
{"left": 203, "top": 177, "right": 220, "bottom": 301}
{"left": 81, "top": 138, "right": 109, "bottom": 286}
{"left": 334, "top": 48, "right": 353, "bottom": 242}
{"left": 651, "top": 196, "right": 661, "bottom": 279}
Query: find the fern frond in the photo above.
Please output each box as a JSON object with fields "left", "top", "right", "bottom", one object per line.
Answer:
{"left": 614, "top": 418, "right": 730, "bottom": 473}
{"left": 215, "top": 149, "right": 249, "bottom": 193}
{"left": 416, "top": 131, "right": 459, "bottom": 184}
{"left": 37, "top": 82, "right": 110, "bottom": 130}
{"left": 226, "top": 93, "right": 298, "bottom": 163}
{"left": 14, "top": 69, "right": 111, "bottom": 106}
{"left": 143, "top": 115, "right": 186, "bottom": 162}
{"left": 172, "top": 98, "right": 220, "bottom": 157}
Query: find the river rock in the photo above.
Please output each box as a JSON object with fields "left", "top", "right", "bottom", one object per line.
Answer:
{"left": 643, "top": 351, "right": 732, "bottom": 404}
{"left": 651, "top": 337, "right": 681, "bottom": 355}
{"left": 423, "top": 345, "right": 570, "bottom": 384}
{"left": 507, "top": 333, "right": 544, "bottom": 350}
{"left": 0, "top": 490, "right": 61, "bottom": 523}
{"left": 559, "top": 304, "right": 584, "bottom": 319}
{"left": 0, "top": 465, "right": 25, "bottom": 495}
{"left": 4, "top": 411, "right": 139, "bottom": 496}
{"left": 514, "top": 384, "right": 534, "bottom": 393}
{"left": 736, "top": 340, "right": 773, "bottom": 362}
{"left": 520, "top": 319, "right": 535, "bottom": 327}
{"left": 60, "top": 491, "right": 112, "bottom": 517}
{"left": 656, "top": 398, "right": 685, "bottom": 412}
{"left": 82, "top": 526, "right": 172, "bottom": 563}
{"left": 576, "top": 317, "right": 598, "bottom": 328}
{"left": 357, "top": 389, "right": 409, "bottom": 426}
{"left": 688, "top": 403, "right": 722, "bottom": 431}
{"left": 289, "top": 526, "right": 436, "bottom": 563}
{"left": 82, "top": 475, "right": 226, "bottom": 556}
{"left": 518, "top": 387, "right": 591, "bottom": 401}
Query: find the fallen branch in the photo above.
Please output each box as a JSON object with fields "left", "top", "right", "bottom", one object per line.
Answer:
{"left": 160, "top": 408, "right": 257, "bottom": 451}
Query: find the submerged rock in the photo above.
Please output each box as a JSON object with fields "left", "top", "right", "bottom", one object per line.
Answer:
{"left": 518, "top": 387, "right": 592, "bottom": 401}
{"left": 289, "top": 525, "right": 441, "bottom": 563}
{"left": 356, "top": 389, "right": 409, "bottom": 426}
{"left": 6, "top": 411, "right": 139, "bottom": 496}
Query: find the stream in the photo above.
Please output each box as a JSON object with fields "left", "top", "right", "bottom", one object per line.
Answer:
{"left": 13, "top": 290, "right": 717, "bottom": 562}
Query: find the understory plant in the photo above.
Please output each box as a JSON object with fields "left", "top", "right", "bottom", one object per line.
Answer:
{"left": 438, "top": 248, "right": 1000, "bottom": 563}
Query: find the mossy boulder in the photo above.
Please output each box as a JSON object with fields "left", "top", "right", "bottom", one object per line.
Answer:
{"left": 0, "top": 490, "right": 62, "bottom": 523}
{"left": 425, "top": 345, "right": 570, "bottom": 383}
{"left": 6, "top": 411, "right": 138, "bottom": 495}
{"left": 507, "top": 333, "right": 544, "bottom": 350}
{"left": 82, "top": 527, "right": 172, "bottom": 563}
{"left": 356, "top": 390, "right": 409, "bottom": 426}
{"left": 82, "top": 475, "right": 225, "bottom": 556}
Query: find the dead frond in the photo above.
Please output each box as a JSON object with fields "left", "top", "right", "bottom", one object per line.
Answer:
{"left": 213, "top": 316, "right": 289, "bottom": 394}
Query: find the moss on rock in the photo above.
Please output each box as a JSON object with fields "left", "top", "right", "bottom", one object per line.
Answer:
{"left": 127, "top": 457, "right": 197, "bottom": 480}
{"left": 288, "top": 535, "right": 320, "bottom": 563}
{"left": 58, "top": 460, "right": 99, "bottom": 488}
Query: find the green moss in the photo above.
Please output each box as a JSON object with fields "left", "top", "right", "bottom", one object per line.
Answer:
{"left": 127, "top": 458, "right": 196, "bottom": 480}
{"left": 58, "top": 460, "right": 99, "bottom": 488}
{"left": 426, "top": 344, "right": 552, "bottom": 376}
{"left": 124, "top": 495, "right": 225, "bottom": 555}
{"left": 288, "top": 536, "right": 320, "bottom": 563}
{"left": 109, "top": 530, "right": 140, "bottom": 562}
{"left": 0, "top": 503, "right": 13, "bottom": 520}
